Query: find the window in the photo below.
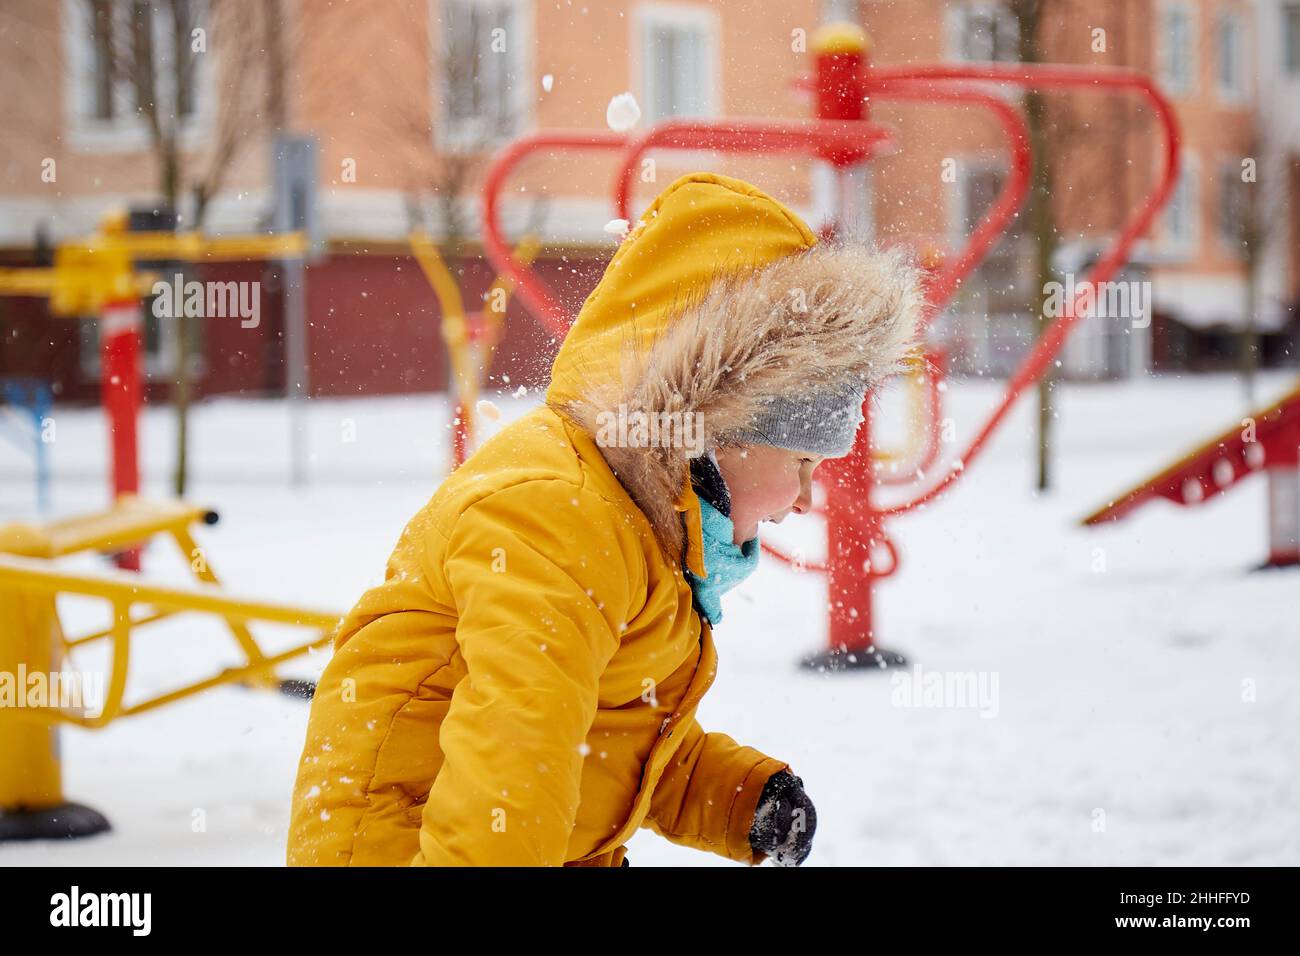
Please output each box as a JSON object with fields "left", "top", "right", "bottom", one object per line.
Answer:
{"left": 944, "top": 164, "right": 1032, "bottom": 376}
{"left": 66, "top": 0, "right": 210, "bottom": 149}
{"left": 1215, "top": 13, "right": 1245, "bottom": 101}
{"left": 636, "top": 5, "right": 719, "bottom": 123}
{"left": 951, "top": 3, "right": 1020, "bottom": 63}
{"left": 1286, "top": 2, "right": 1300, "bottom": 74}
{"left": 1158, "top": 2, "right": 1196, "bottom": 96}
{"left": 437, "top": 0, "right": 529, "bottom": 149}
{"left": 1162, "top": 154, "right": 1200, "bottom": 254}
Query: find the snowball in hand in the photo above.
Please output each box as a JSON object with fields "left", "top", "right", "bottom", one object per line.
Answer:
{"left": 606, "top": 92, "right": 641, "bottom": 131}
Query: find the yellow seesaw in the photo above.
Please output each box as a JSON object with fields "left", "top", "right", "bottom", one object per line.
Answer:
{"left": 0, "top": 496, "right": 340, "bottom": 841}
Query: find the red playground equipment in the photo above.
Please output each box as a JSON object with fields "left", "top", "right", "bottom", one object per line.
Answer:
{"left": 1084, "top": 382, "right": 1300, "bottom": 569}
{"left": 480, "top": 22, "right": 1183, "bottom": 670}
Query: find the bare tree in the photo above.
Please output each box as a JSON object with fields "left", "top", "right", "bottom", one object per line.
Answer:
{"left": 1234, "top": 125, "right": 1287, "bottom": 408}
{"left": 90, "top": 0, "right": 282, "bottom": 495}
{"left": 1002, "top": 0, "right": 1143, "bottom": 491}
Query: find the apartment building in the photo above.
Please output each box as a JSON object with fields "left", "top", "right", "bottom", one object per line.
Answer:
{"left": 0, "top": 0, "right": 1293, "bottom": 403}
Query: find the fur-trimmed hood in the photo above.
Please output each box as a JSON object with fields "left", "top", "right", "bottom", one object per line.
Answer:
{"left": 546, "top": 173, "right": 925, "bottom": 565}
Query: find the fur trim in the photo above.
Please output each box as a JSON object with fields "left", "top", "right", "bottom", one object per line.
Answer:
{"left": 551, "top": 240, "right": 926, "bottom": 564}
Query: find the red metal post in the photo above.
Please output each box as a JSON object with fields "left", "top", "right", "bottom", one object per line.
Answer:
{"left": 99, "top": 298, "right": 143, "bottom": 570}
{"left": 811, "top": 23, "right": 884, "bottom": 663}
{"left": 452, "top": 402, "right": 469, "bottom": 468}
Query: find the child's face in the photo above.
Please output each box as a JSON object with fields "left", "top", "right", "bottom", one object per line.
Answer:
{"left": 713, "top": 445, "right": 824, "bottom": 545}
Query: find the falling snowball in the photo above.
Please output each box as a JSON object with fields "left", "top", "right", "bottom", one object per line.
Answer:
{"left": 513, "top": 385, "right": 528, "bottom": 398}
{"left": 605, "top": 92, "right": 641, "bottom": 131}
{"left": 541, "top": 73, "right": 554, "bottom": 92}
{"left": 604, "top": 218, "right": 630, "bottom": 239}
{"left": 476, "top": 399, "right": 502, "bottom": 422}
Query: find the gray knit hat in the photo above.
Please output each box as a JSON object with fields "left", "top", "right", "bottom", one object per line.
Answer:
{"left": 729, "top": 377, "right": 868, "bottom": 458}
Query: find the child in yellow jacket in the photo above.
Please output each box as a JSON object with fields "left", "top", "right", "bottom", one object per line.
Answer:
{"left": 287, "top": 172, "right": 923, "bottom": 866}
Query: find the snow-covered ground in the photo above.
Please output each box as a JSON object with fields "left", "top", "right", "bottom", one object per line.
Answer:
{"left": 1, "top": 370, "right": 1296, "bottom": 866}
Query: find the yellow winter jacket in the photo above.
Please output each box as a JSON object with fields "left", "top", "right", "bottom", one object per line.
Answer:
{"left": 286, "top": 171, "right": 921, "bottom": 866}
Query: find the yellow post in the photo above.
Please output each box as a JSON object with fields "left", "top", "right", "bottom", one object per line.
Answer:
{"left": 0, "top": 525, "right": 109, "bottom": 839}
{"left": 0, "top": 587, "right": 62, "bottom": 810}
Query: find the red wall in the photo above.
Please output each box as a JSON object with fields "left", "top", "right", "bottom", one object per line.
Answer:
{"left": 0, "top": 252, "right": 610, "bottom": 405}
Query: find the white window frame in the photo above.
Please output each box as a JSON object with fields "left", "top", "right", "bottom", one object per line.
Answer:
{"left": 1157, "top": 0, "right": 1198, "bottom": 98}
{"left": 62, "top": 0, "right": 216, "bottom": 153}
{"left": 632, "top": 3, "right": 722, "bottom": 125}
{"left": 946, "top": 1, "right": 1021, "bottom": 64}
{"left": 1160, "top": 149, "right": 1200, "bottom": 258}
{"left": 432, "top": 0, "right": 534, "bottom": 153}
{"left": 1214, "top": 11, "right": 1247, "bottom": 104}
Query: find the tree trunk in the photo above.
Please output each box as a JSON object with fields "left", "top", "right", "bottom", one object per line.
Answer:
{"left": 1014, "top": 0, "right": 1057, "bottom": 493}
{"left": 1025, "top": 86, "right": 1057, "bottom": 493}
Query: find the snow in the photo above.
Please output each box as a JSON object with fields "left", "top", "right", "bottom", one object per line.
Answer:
{"left": 0, "top": 370, "right": 1296, "bottom": 866}
{"left": 605, "top": 92, "right": 641, "bottom": 132}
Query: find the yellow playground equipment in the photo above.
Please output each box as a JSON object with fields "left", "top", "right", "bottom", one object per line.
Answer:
{"left": 0, "top": 496, "right": 340, "bottom": 841}
{"left": 409, "top": 231, "right": 541, "bottom": 468}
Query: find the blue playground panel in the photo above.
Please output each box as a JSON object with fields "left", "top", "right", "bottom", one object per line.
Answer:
{"left": 0, "top": 376, "right": 53, "bottom": 514}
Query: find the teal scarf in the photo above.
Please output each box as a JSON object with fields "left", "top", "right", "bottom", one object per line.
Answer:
{"left": 684, "top": 497, "right": 760, "bottom": 625}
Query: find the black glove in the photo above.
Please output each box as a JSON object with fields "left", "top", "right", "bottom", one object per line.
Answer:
{"left": 748, "top": 769, "right": 816, "bottom": 866}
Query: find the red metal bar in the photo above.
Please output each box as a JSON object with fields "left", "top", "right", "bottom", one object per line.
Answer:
{"left": 760, "top": 81, "right": 1031, "bottom": 588}
{"left": 99, "top": 298, "right": 143, "bottom": 571}
{"left": 478, "top": 60, "right": 1182, "bottom": 660}
{"left": 869, "top": 64, "right": 1182, "bottom": 516}
{"left": 611, "top": 119, "right": 894, "bottom": 220}
{"left": 451, "top": 401, "right": 469, "bottom": 469}
{"left": 481, "top": 130, "right": 629, "bottom": 338}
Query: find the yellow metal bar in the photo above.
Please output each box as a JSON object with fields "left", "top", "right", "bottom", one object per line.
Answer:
{"left": 66, "top": 608, "right": 176, "bottom": 647}
{"left": 874, "top": 352, "right": 929, "bottom": 467}
{"left": 0, "top": 553, "right": 339, "bottom": 730}
{"left": 171, "top": 525, "right": 279, "bottom": 691}
{"left": 410, "top": 231, "right": 543, "bottom": 464}
{"left": 6, "top": 629, "right": 333, "bottom": 729}
{"left": 0, "top": 554, "right": 341, "bottom": 629}
{"left": 0, "top": 268, "right": 158, "bottom": 303}
{"left": 113, "top": 634, "right": 332, "bottom": 720}
{"left": 100, "top": 231, "right": 308, "bottom": 262}
{"left": 410, "top": 231, "right": 479, "bottom": 452}
{"left": 37, "top": 495, "right": 214, "bottom": 557}
{"left": 90, "top": 598, "right": 133, "bottom": 728}
{"left": 481, "top": 234, "right": 540, "bottom": 356}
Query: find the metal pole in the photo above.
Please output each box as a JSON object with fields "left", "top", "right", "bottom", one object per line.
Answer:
{"left": 285, "top": 255, "right": 307, "bottom": 486}
{"left": 273, "top": 135, "right": 318, "bottom": 486}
